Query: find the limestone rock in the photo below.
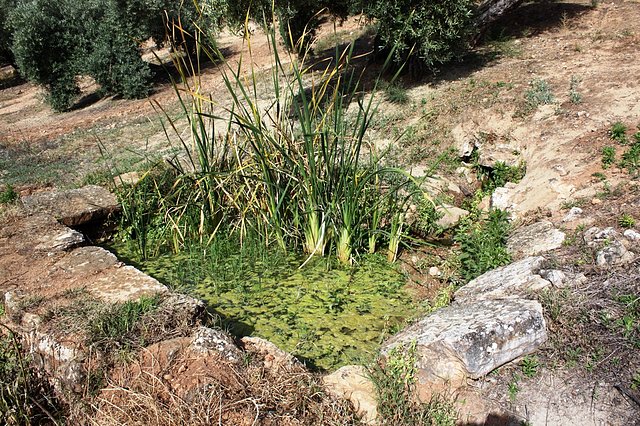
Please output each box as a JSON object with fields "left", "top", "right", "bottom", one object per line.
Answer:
{"left": 323, "top": 365, "right": 378, "bottom": 424}
{"left": 454, "top": 257, "right": 550, "bottom": 303}
{"left": 507, "top": 221, "right": 565, "bottom": 258}
{"left": 562, "top": 207, "right": 583, "bottom": 222}
{"left": 436, "top": 204, "right": 470, "bottom": 229}
{"left": 596, "top": 240, "right": 635, "bottom": 267}
{"left": 21, "top": 185, "right": 119, "bottom": 226}
{"left": 490, "top": 184, "right": 518, "bottom": 219}
{"left": 381, "top": 299, "right": 547, "bottom": 388}
{"left": 190, "top": 327, "right": 242, "bottom": 362}
{"left": 623, "top": 229, "right": 640, "bottom": 242}
{"left": 89, "top": 264, "right": 168, "bottom": 303}
{"left": 539, "top": 269, "right": 567, "bottom": 288}
{"left": 34, "top": 228, "right": 85, "bottom": 252}
{"left": 241, "top": 336, "right": 302, "bottom": 371}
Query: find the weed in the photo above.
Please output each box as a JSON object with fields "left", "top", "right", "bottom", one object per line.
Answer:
{"left": 0, "top": 184, "right": 18, "bottom": 204}
{"left": 455, "top": 209, "right": 511, "bottom": 281}
{"left": 609, "top": 121, "right": 628, "bottom": 144}
{"left": 620, "top": 141, "right": 640, "bottom": 174}
{"left": 618, "top": 214, "right": 636, "bottom": 229}
{"left": 569, "top": 76, "right": 582, "bottom": 104}
{"left": 478, "top": 161, "right": 526, "bottom": 192}
{"left": 632, "top": 371, "right": 640, "bottom": 390}
{"left": 592, "top": 172, "right": 607, "bottom": 181}
{"left": 520, "top": 356, "right": 540, "bottom": 378}
{"left": 507, "top": 374, "right": 520, "bottom": 402}
{"left": 89, "top": 295, "right": 160, "bottom": 350}
{"left": 370, "top": 342, "right": 457, "bottom": 425}
{"left": 0, "top": 327, "right": 66, "bottom": 424}
{"left": 524, "top": 79, "right": 554, "bottom": 110}
{"left": 601, "top": 146, "right": 616, "bottom": 169}
{"left": 384, "top": 82, "right": 410, "bottom": 104}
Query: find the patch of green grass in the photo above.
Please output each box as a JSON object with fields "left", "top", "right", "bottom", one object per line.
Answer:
{"left": 609, "top": 121, "right": 628, "bottom": 144}
{"left": 89, "top": 295, "right": 160, "bottom": 350}
{"left": 478, "top": 161, "right": 527, "bottom": 192}
{"left": 601, "top": 146, "right": 616, "bottom": 169}
{"left": 369, "top": 342, "right": 457, "bottom": 425}
{"left": 0, "top": 185, "right": 18, "bottom": 204}
{"left": 384, "top": 82, "right": 410, "bottom": 104}
{"left": 620, "top": 141, "right": 640, "bottom": 174}
{"left": 592, "top": 172, "right": 607, "bottom": 181}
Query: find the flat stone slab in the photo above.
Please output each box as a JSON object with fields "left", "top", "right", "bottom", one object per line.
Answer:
{"left": 21, "top": 185, "right": 119, "bottom": 226}
{"left": 455, "top": 256, "right": 550, "bottom": 303}
{"left": 381, "top": 298, "right": 547, "bottom": 387}
{"left": 90, "top": 264, "right": 168, "bottom": 303}
{"left": 507, "top": 220, "right": 565, "bottom": 258}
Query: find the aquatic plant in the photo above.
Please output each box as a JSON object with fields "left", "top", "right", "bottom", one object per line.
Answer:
{"left": 119, "top": 14, "right": 432, "bottom": 264}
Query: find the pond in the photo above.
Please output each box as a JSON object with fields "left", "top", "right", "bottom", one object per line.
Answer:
{"left": 106, "top": 240, "right": 419, "bottom": 370}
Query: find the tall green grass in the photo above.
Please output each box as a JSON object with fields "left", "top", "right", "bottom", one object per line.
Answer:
{"left": 117, "top": 15, "right": 431, "bottom": 265}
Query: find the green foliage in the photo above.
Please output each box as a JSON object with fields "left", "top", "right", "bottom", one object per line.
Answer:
{"left": 89, "top": 295, "right": 160, "bottom": 349}
{"left": 384, "top": 82, "right": 410, "bottom": 104}
{"left": 0, "top": 184, "right": 18, "bottom": 204}
{"left": 369, "top": 342, "right": 457, "bottom": 425}
{"left": 620, "top": 141, "right": 640, "bottom": 174}
{"left": 520, "top": 356, "right": 540, "bottom": 378}
{"left": 609, "top": 121, "right": 628, "bottom": 143}
{"left": 7, "top": 0, "right": 213, "bottom": 111}
{"left": 569, "top": 75, "right": 582, "bottom": 104}
{"left": 525, "top": 79, "right": 554, "bottom": 109}
{"left": 0, "top": 328, "right": 65, "bottom": 425}
{"left": 479, "top": 161, "right": 526, "bottom": 192}
{"left": 363, "top": 0, "right": 475, "bottom": 70}
{"left": 124, "top": 26, "right": 430, "bottom": 265}
{"left": 618, "top": 214, "right": 635, "bottom": 229}
{"left": 0, "top": 0, "right": 16, "bottom": 65}
{"left": 456, "top": 209, "right": 511, "bottom": 281}
{"left": 601, "top": 146, "right": 616, "bottom": 169}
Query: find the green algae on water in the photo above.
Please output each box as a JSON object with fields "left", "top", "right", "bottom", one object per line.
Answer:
{"left": 107, "top": 240, "right": 417, "bottom": 370}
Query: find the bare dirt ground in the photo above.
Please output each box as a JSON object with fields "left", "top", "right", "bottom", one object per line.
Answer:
{"left": 2, "top": 0, "right": 640, "bottom": 424}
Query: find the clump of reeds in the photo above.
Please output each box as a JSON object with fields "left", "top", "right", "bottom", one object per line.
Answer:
{"left": 117, "top": 12, "right": 430, "bottom": 265}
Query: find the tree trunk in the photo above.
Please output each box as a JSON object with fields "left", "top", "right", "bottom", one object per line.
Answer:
{"left": 474, "top": 0, "right": 524, "bottom": 33}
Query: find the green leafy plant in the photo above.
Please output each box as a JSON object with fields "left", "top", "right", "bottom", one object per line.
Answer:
{"left": 369, "top": 342, "right": 457, "bottom": 425}
{"left": 520, "top": 356, "right": 540, "bottom": 378}
{"left": 524, "top": 79, "right": 554, "bottom": 110}
{"left": 122, "top": 18, "right": 433, "bottom": 266}
{"left": 618, "top": 214, "right": 636, "bottom": 229}
{"left": 507, "top": 374, "right": 520, "bottom": 402}
{"left": 0, "top": 184, "right": 17, "bottom": 204}
{"left": 569, "top": 75, "right": 582, "bottom": 104}
{"left": 609, "top": 121, "right": 628, "bottom": 143}
{"left": 456, "top": 209, "right": 511, "bottom": 281}
{"left": 478, "top": 161, "right": 526, "bottom": 192}
{"left": 363, "top": 0, "right": 475, "bottom": 71}
{"left": 601, "top": 146, "right": 616, "bottom": 169}
{"left": 620, "top": 141, "right": 640, "bottom": 174}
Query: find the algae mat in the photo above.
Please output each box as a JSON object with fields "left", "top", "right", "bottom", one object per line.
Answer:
{"left": 108, "top": 242, "right": 417, "bottom": 370}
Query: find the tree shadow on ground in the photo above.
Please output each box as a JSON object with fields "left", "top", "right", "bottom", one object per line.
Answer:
{"left": 460, "top": 412, "right": 528, "bottom": 426}
{"left": 305, "top": 1, "right": 593, "bottom": 94}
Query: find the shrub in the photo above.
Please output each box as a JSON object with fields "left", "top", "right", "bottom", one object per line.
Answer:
{"left": 609, "top": 121, "right": 628, "bottom": 143}
{"left": 0, "top": 0, "right": 16, "bottom": 65}
{"left": 8, "top": 0, "right": 211, "bottom": 111}
{"left": 362, "top": 0, "right": 475, "bottom": 71}
{"left": 0, "top": 184, "right": 18, "bottom": 204}
{"left": 9, "top": 0, "right": 81, "bottom": 111}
